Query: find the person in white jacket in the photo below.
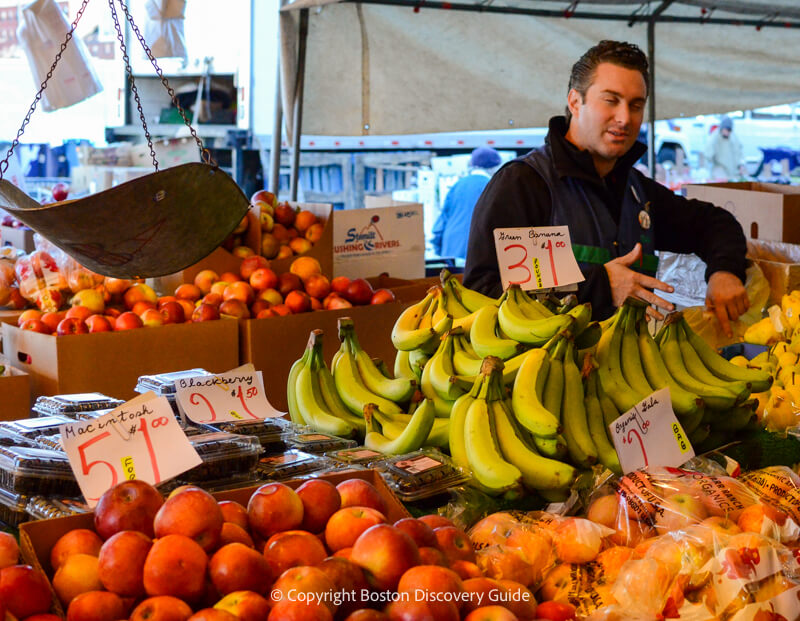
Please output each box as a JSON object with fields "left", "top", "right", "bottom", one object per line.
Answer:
{"left": 704, "top": 116, "right": 745, "bottom": 179}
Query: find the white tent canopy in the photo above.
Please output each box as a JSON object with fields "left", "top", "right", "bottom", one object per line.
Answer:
{"left": 278, "top": 0, "right": 800, "bottom": 137}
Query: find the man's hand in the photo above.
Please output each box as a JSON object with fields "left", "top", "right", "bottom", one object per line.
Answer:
{"left": 605, "top": 243, "right": 675, "bottom": 320}
{"left": 706, "top": 271, "right": 749, "bottom": 338}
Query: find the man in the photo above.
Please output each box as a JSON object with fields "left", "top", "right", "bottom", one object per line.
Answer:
{"left": 463, "top": 40, "right": 748, "bottom": 336}
{"left": 432, "top": 147, "right": 502, "bottom": 259}
{"left": 705, "top": 115, "right": 745, "bottom": 179}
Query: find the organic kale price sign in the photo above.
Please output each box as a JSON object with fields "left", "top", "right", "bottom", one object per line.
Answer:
{"left": 174, "top": 367, "right": 284, "bottom": 424}
{"left": 609, "top": 387, "right": 695, "bottom": 474}
{"left": 493, "top": 226, "right": 584, "bottom": 291}
{"left": 60, "top": 393, "right": 202, "bottom": 507}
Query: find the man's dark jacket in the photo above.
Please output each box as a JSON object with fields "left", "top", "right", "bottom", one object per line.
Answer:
{"left": 463, "top": 116, "right": 747, "bottom": 319}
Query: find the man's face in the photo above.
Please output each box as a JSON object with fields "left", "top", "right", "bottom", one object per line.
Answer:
{"left": 566, "top": 62, "right": 647, "bottom": 165}
{"left": 721, "top": 127, "right": 731, "bottom": 138}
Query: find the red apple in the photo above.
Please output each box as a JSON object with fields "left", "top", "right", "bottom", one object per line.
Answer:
{"left": 284, "top": 290, "right": 311, "bottom": 313}
{"left": 268, "top": 599, "right": 333, "bottom": 621}
{"left": 52, "top": 182, "right": 69, "bottom": 201}
{"left": 94, "top": 480, "right": 164, "bottom": 540}
{"left": 140, "top": 308, "right": 165, "bottom": 328}
{"left": 393, "top": 518, "right": 437, "bottom": 548}
{"left": 189, "top": 609, "right": 238, "bottom": 621}
{"left": 397, "top": 565, "right": 465, "bottom": 613}
{"left": 154, "top": 487, "right": 224, "bottom": 552}
{"left": 384, "top": 599, "right": 457, "bottom": 621}
{"left": 325, "top": 506, "right": 387, "bottom": 552}
{"left": 219, "top": 522, "right": 254, "bottom": 548}
{"left": 130, "top": 596, "right": 193, "bottom": 621}
{"left": 20, "top": 318, "right": 52, "bottom": 334}
{"left": 40, "top": 311, "right": 66, "bottom": 332}
{"left": 257, "top": 288, "right": 283, "bottom": 307}
{"left": 175, "top": 284, "right": 203, "bottom": 302}
{"left": 331, "top": 276, "right": 351, "bottom": 295}
{"left": 209, "top": 543, "right": 272, "bottom": 596}
{"left": 434, "top": 526, "right": 476, "bottom": 564}
{"left": 371, "top": 289, "right": 396, "bottom": 305}
{"left": 655, "top": 493, "right": 708, "bottom": 535}
{"left": 270, "top": 565, "right": 337, "bottom": 614}
{"left": 97, "top": 530, "right": 152, "bottom": 597}
{"left": 278, "top": 272, "right": 303, "bottom": 296}
{"left": 57, "top": 317, "right": 88, "bottom": 335}
{"left": 50, "top": 529, "right": 102, "bottom": 571}
{"left": 251, "top": 190, "right": 276, "bottom": 205}
{"left": 326, "top": 295, "right": 353, "bottom": 310}
{"left": 214, "top": 590, "right": 271, "bottom": 621}
{"left": 0, "top": 532, "right": 19, "bottom": 569}
{"left": 0, "top": 565, "right": 52, "bottom": 618}
{"left": 315, "top": 557, "right": 370, "bottom": 617}
{"left": 85, "top": 315, "right": 113, "bottom": 332}
{"left": 219, "top": 298, "right": 251, "bottom": 319}
{"left": 192, "top": 303, "right": 221, "bottom": 322}
{"left": 124, "top": 283, "right": 158, "bottom": 310}
{"left": 297, "top": 479, "right": 342, "bottom": 534}
{"left": 274, "top": 202, "right": 297, "bottom": 227}
{"left": 17, "top": 309, "right": 42, "bottom": 326}
{"left": 263, "top": 530, "right": 328, "bottom": 577}
{"left": 219, "top": 500, "right": 249, "bottom": 530}
{"left": 223, "top": 281, "right": 255, "bottom": 305}
{"left": 247, "top": 482, "right": 304, "bottom": 540}
{"left": 66, "top": 590, "right": 124, "bottom": 621}
{"left": 114, "top": 311, "right": 144, "bottom": 331}
{"left": 345, "top": 279, "right": 374, "bottom": 305}
{"left": 239, "top": 255, "right": 269, "bottom": 280}
{"left": 349, "top": 524, "right": 420, "bottom": 591}
{"left": 143, "top": 534, "right": 208, "bottom": 601}
{"left": 337, "top": 479, "right": 388, "bottom": 515}
{"left": 159, "top": 300, "right": 186, "bottom": 324}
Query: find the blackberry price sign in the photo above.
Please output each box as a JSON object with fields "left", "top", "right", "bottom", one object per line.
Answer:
{"left": 60, "top": 393, "right": 202, "bottom": 507}
{"left": 493, "top": 226, "right": 584, "bottom": 291}
{"left": 609, "top": 387, "right": 695, "bottom": 474}
{"left": 175, "top": 368, "right": 284, "bottom": 424}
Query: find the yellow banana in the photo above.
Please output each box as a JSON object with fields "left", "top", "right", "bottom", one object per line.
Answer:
{"left": 513, "top": 286, "right": 555, "bottom": 319}
{"left": 543, "top": 338, "right": 566, "bottom": 422}
{"left": 675, "top": 323, "right": 749, "bottom": 402}
{"left": 354, "top": 348, "right": 415, "bottom": 403}
{"left": 394, "top": 349, "right": 417, "bottom": 382}
{"left": 420, "top": 350, "right": 456, "bottom": 417}
{"left": 452, "top": 338, "right": 483, "bottom": 377}
{"left": 448, "top": 392, "right": 475, "bottom": 471}
{"left": 424, "top": 333, "right": 466, "bottom": 402}
{"left": 533, "top": 434, "right": 569, "bottom": 460}
{"left": 595, "top": 374, "right": 619, "bottom": 432}
{"left": 470, "top": 305, "right": 526, "bottom": 360}
{"left": 566, "top": 303, "right": 593, "bottom": 337}
{"left": 364, "top": 400, "right": 435, "bottom": 455}
{"left": 561, "top": 341, "right": 598, "bottom": 468}
{"left": 318, "top": 362, "right": 367, "bottom": 435}
{"left": 449, "top": 276, "right": 497, "bottom": 312}
{"left": 391, "top": 291, "right": 438, "bottom": 351}
{"left": 498, "top": 290, "right": 575, "bottom": 345}
{"left": 296, "top": 331, "right": 358, "bottom": 437}
{"left": 681, "top": 317, "right": 772, "bottom": 392}
{"left": 441, "top": 277, "right": 472, "bottom": 319}
{"left": 408, "top": 348, "right": 431, "bottom": 379}
{"left": 596, "top": 307, "right": 642, "bottom": 414}
{"left": 286, "top": 345, "right": 310, "bottom": 426}
{"left": 620, "top": 306, "right": 654, "bottom": 397}
{"left": 510, "top": 349, "right": 560, "bottom": 438}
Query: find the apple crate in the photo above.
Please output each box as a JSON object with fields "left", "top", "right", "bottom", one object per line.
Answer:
{"left": 19, "top": 469, "right": 409, "bottom": 618}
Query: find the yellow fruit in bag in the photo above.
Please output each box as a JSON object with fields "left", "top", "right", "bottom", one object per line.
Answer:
{"left": 782, "top": 295, "right": 800, "bottom": 329}
{"left": 777, "top": 351, "right": 799, "bottom": 370}
{"left": 729, "top": 355, "right": 750, "bottom": 368}
{"left": 764, "top": 387, "right": 800, "bottom": 431}
{"left": 744, "top": 317, "right": 782, "bottom": 346}
{"left": 776, "top": 365, "right": 800, "bottom": 388}
{"left": 753, "top": 390, "right": 771, "bottom": 420}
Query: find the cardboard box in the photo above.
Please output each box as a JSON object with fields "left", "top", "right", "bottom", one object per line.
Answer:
{"left": 2, "top": 319, "right": 240, "bottom": 401}
{"left": 19, "top": 469, "right": 409, "bottom": 616}
{"left": 685, "top": 182, "right": 800, "bottom": 243}
{"left": 240, "top": 302, "right": 411, "bottom": 411}
{"left": 0, "top": 309, "right": 23, "bottom": 326}
{"left": 746, "top": 238, "right": 800, "bottom": 306}
{"left": 0, "top": 365, "right": 31, "bottom": 420}
{"left": 333, "top": 204, "right": 425, "bottom": 280}
{"left": 1, "top": 225, "right": 35, "bottom": 253}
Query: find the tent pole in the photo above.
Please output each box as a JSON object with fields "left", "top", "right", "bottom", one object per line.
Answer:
{"left": 269, "top": 52, "right": 283, "bottom": 195}
{"left": 647, "top": 18, "right": 656, "bottom": 177}
{"left": 289, "top": 9, "right": 309, "bottom": 202}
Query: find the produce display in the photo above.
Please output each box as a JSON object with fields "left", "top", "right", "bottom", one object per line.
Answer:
{"left": 250, "top": 190, "right": 326, "bottom": 260}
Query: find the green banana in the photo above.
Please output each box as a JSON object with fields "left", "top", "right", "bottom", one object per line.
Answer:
{"left": 674, "top": 323, "right": 750, "bottom": 402}
{"left": 391, "top": 291, "right": 438, "bottom": 351}
{"left": 513, "top": 286, "right": 555, "bottom": 319}
{"left": 620, "top": 306, "right": 654, "bottom": 397}
{"left": 533, "top": 434, "right": 569, "bottom": 460}
{"left": 561, "top": 341, "right": 598, "bottom": 467}
{"left": 344, "top": 323, "right": 416, "bottom": 403}
{"left": 492, "top": 399, "right": 578, "bottom": 491}
{"left": 424, "top": 333, "right": 466, "bottom": 402}
{"left": 595, "top": 376, "right": 620, "bottom": 437}
{"left": 448, "top": 275, "right": 497, "bottom": 312}
{"left": 557, "top": 294, "right": 579, "bottom": 314}
{"left": 408, "top": 348, "right": 431, "bottom": 380}
{"left": 596, "top": 307, "right": 642, "bottom": 413}
{"left": 510, "top": 349, "right": 560, "bottom": 438}
{"left": 584, "top": 362, "right": 622, "bottom": 475}
{"left": 575, "top": 321, "right": 602, "bottom": 351}
{"left": 497, "top": 290, "right": 575, "bottom": 345}
{"left": 687, "top": 423, "right": 711, "bottom": 446}
{"left": 441, "top": 276, "right": 472, "bottom": 319}
{"left": 636, "top": 312, "right": 704, "bottom": 422}
{"left": 681, "top": 317, "right": 772, "bottom": 392}
{"left": 420, "top": 349, "right": 456, "bottom": 417}
{"left": 452, "top": 340, "right": 483, "bottom": 377}
{"left": 286, "top": 345, "right": 310, "bottom": 426}
{"left": 295, "top": 331, "right": 358, "bottom": 437}
{"left": 424, "top": 418, "right": 450, "bottom": 448}
{"left": 543, "top": 338, "right": 566, "bottom": 422}
{"left": 463, "top": 359, "right": 522, "bottom": 492}
{"left": 658, "top": 323, "right": 739, "bottom": 410}
{"left": 333, "top": 329, "right": 405, "bottom": 417}
{"left": 566, "top": 303, "right": 592, "bottom": 337}
{"left": 470, "top": 305, "right": 526, "bottom": 360}
{"left": 706, "top": 400, "right": 758, "bottom": 432}
{"left": 364, "top": 400, "right": 435, "bottom": 455}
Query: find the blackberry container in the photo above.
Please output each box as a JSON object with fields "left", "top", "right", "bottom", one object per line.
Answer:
{"left": 178, "top": 432, "right": 261, "bottom": 483}
{"left": 285, "top": 431, "right": 358, "bottom": 454}
{"left": 0, "top": 488, "right": 29, "bottom": 527}
{"left": 0, "top": 415, "right": 75, "bottom": 441}
{"left": 326, "top": 446, "right": 387, "bottom": 467}
{"left": 378, "top": 448, "right": 469, "bottom": 502}
{"left": 33, "top": 393, "right": 123, "bottom": 417}
{"left": 0, "top": 445, "right": 79, "bottom": 496}
{"left": 257, "top": 450, "right": 335, "bottom": 480}
{"left": 134, "top": 369, "right": 214, "bottom": 419}
{"left": 201, "top": 417, "right": 292, "bottom": 454}
{"left": 26, "top": 496, "right": 89, "bottom": 520}
{"left": 34, "top": 434, "right": 63, "bottom": 452}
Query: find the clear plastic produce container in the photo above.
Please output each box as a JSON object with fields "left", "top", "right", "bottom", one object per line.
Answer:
{"left": 26, "top": 495, "right": 89, "bottom": 520}
{"left": 286, "top": 431, "right": 359, "bottom": 455}
{"left": 378, "top": 448, "right": 469, "bottom": 502}
{"left": 0, "top": 415, "right": 75, "bottom": 440}
{"left": 0, "top": 488, "right": 28, "bottom": 527}
{"left": 326, "top": 446, "right": 387, "bottom": 467}
{"left": 33, "top": 393, "right": 123, "bottom": 417}
{"left": 0, "top": 445, "right": 79, "bottom": 496}
{"left": 178, "top": 432, "right": 261, "bottom": 483}
{"left": 257, "top": 450, "right": 335, "bottom": 480}
{"left": 201, "top": 417, "right": 292, "bottom": 454}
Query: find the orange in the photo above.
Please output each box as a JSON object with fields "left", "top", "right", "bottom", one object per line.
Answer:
{"left": 290, "top": 257, "right": 322, "bottom": 281}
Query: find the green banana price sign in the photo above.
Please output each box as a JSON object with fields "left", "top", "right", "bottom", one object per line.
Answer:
{"left": 609, "top": 387, "right": 695, "bottom": 473}
{"left": 492, "top": 226, "right": 584, "bottom": 291}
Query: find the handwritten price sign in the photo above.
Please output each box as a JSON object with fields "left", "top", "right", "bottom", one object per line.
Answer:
{"left": 609, "top": 387, "right": 695, "bottom": 474}
{"left": 175, "top": 369, "right": 284, "bottom": 424}
{"left": 493, "top": 226, "right": 584, "bottom": 291}
{"left": 60, "top": 393, "right": 202, "bottom": 507}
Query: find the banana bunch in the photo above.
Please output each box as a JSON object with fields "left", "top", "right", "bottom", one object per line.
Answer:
{"left": 334, "top": 318, "right": 409, "bottom": 418}
{"left": 286, "top": 330, "right": 363, "bottom": 438}
{"left": 449, "top": 356, "right": 578, "bottom": 496}
{"left": 363, "top": 398, "right": 436, "bottom": 455}
{"left": 391, "top": 287, "right": 453, "bottom": 352}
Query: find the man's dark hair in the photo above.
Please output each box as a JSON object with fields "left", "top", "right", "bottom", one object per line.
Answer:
{"left": 565, "top": 40, "right": 649, "bottom": 122}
